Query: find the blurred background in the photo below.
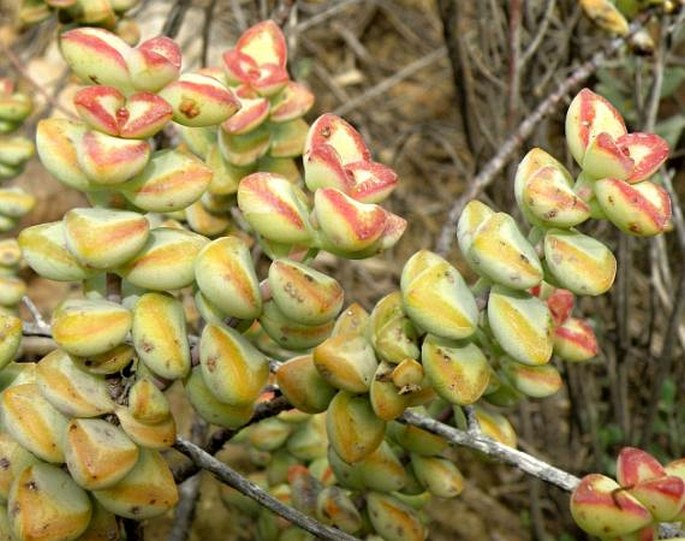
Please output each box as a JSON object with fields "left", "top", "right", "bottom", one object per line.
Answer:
{"left": 0, "top": 0, "right": 684, "bottom": 539}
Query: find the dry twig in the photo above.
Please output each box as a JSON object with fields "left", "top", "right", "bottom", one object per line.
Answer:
{"left": 173, "top": 437, "right": 361, "bottom": 541}
{"left": 400, "top": 410, "right": 581, "bottom": 491}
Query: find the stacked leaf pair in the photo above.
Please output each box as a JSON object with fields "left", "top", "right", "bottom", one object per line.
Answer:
{"left": 236, "top": 110, "right": 406, "bottom": 260}
{"left": 6, "top": 23, "right": 227, "bottom": 541}
{"left": 565, "top": 89, "right": 671, "bottom": 236}
{"left": 19, "top": 0, "right": 141, "bottom": 33}
{"left": 175, "top": 20, "right": 316, "bottom": 238}
{"left": 0, "top": 80, "right": 35, "bottom": 366}
{"left": 36, "top": 27, "right": 222, "bottom": 217}
{"left": 0, "top": 80, "right": 35, "bottom": 232}
{"left": 0, "top": 347, "right": 178, "bottom": 540}
{"left": 267, "top": 296, "right": 474, "bottom": 539}
{"left": 571, "top": 447, "right": 685, "bottom": 540}
{"left": 516, "top": 89, "right": 670, "bottom": 247}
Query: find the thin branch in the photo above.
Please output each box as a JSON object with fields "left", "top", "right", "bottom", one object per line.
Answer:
{"left": 168, "top": 418, "right": 208, "bottom": 541}
{"left": 641, "top": 171, "right": 685, "bottom": 448}
{"left": 639, "top": 13, "right": 683, "bottom": 448}
{"left": 435, "top": 13, "right": 653, "bottom": 257}
{"left": 331, "top": 21, "right": 376, "bottom": 67}
{"left": 21, "top": 296, "right": 49, "bottom": 332}
{"left": 333, "top": 47, "right": 446, "bottom": 117}
{"left": 614, "top": 232, "right": 632, "bottom": 440}
{"left": 520, "top": 0, "right": 556, "bottom": 68}
{"left": 201, "top": 0, "right": 218, "bottom": 68}
{"left": 0, "top": 42, "right": 77, "bottom": 121}
{"left": 507, "top": 0, "right": 523, "bottom": 132}
{"left": 294, "top": 0, "right": 366, "bottom": 33}
{"left": 644, "top": 16, "right": 670, "bottom": 134}
{"left": 271, "top": 0, "right": 297, "bottom": 28}
{"left": 169, "top": 473, "right": 203, "bottom": 541}
{"left": 173, "top": 437, "right": 361, "bottom": 541}
{"left": 400, "top": 410, "right": 580, "bottom": 492}
{"left": 230, "top": 0, "right": 248, "bottom": 32}
{"left": 172, "top": 395, "right": 292, "bottom": 483}
{"left": 464, "top": 405, "right": 481, "bottom": 434}
{"left": 162, "top": 0, "right": 192, "bottom": 39}
{"left": 436, "top": 0, "right": 480, "bottom": 157}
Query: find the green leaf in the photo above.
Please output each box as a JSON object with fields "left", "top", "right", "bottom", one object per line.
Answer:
{"left": 660, "top": 67, "right": 685, "bottom": 98}
{"left": 655, "top": 114, "right": 685, "bottom": 149}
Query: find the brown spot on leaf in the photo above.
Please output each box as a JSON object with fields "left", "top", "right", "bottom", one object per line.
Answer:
{"left": 179, "top": 98, "right": 200, "bottom": 119}
{"left": 205, "top": 355, "right": 218, "bottom": 372}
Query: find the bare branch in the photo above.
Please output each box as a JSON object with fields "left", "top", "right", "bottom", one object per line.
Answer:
{"left": 520, "top": 0, "right": 557, "bottom": 68}
{"left": 400, "top": 410, "right": 581, "bottom": 492}
{"left": 271, "top": 0, "right": 297, "bottom": 28}
{"left": 162, "top": 0, "right": 192, "bottom": 39}
{"left": 436, "top": 0, "right": 481, "bottom": 157}
{"left": 173, "top": 437, "right": 361, "bottom": 541}
{"left": 172, "top": 395, "right": 292, "bottom": 483}
{"left": 506, "top": 0, "right": 523, "bottom": 131}
{"left": 294, "top": 0, "right": 366, "bottom": 33}
{"left": 333, "top": 47, "right": 446, "bottom": 117}
{"left": 168, "top": 418, "right": 208, "bottom": 541}
{"left": 0, "top": 42, "right": 77, "bottom": 121}
{"left": 21, "top": 296, "right": 49, "bottom": 332}
{"left": 230, "top": 0, "right": 248, "bottom": 32}
{"left": 201, "top": 0, "right": 218, "bottom": 68}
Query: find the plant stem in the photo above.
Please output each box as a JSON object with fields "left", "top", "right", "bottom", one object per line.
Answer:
{"left": 400, "top": 410, "right": 581, "bottom": 492}
{"left": 172, "top": 395, "right": 292, "bottom": 483}
{"left": 173, "top": 437, "right": 361, "bottom": 541}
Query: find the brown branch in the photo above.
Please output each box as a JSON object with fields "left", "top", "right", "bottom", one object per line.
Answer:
{"left": 294, "top": 0, "right": 366, "bottom": 33}
{"left": 201, "top": 0, "right": 218, "bottom": 68}
{"left": 230, "top": 0, "right": 248, "bottom": 32}
{"left": 333, "top": 47, "right": 446, "bottom": 117}
{"left": 520, "top": 0, "right": 557, "bottom": 68}
{"left": 614, "top": 232, "right": 632, "bottom": 440}
{"left": 507, "top": 0, "right": 523, "bottom": 132}
{"left": 641, "top": 171, "right": 685, "bottom": 448}
{"left": 271, "top": 0, "right": 297, "bottom": 28}
{"left": 436, "top": 0, "right": 480, "bottom": 157}
{"left": 0, "top": 42, "right": 77, "bottom": 121}
{"left": 162, "top": 0, "right": 192, "bottom": 39}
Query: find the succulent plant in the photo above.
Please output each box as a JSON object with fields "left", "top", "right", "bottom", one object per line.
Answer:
{"left": 572, "top": 447, "right": 685, "bottom": 539}
{"left": 0, "top": 5, "right": 679, "bottom": 538}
